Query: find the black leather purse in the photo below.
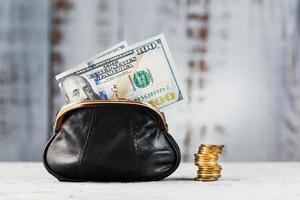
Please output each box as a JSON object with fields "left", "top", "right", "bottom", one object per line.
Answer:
{"left": 43, "top": 88, "right": 181, "bottom": 182}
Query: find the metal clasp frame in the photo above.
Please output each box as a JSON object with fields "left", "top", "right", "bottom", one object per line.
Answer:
{"left": 111, "top": 85, "right": 121, "bottom": 100}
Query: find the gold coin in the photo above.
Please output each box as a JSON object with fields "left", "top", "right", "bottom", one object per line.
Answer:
{"left": 198, "top": 150, "right": 223, "bottom": 154}
{"left": 194, "top": 161, "right": 219, "bottom": 165}
{"left": 197, "top": 171, "right": 221, "bottom": 175}
{"left": 195, "top": 154, "right": 220, "bottom": 158}
{"left": 200, "top": 144, "right": 225, "bottom": 148}
{"left": 198, "top": 162, "right": 221, "bottom": 166}
{"left": 198, "top": 172, "right": 221, "bottom": 175}
{"left": 198, "top": 175, "right": 221, "bottom": 179}
{"left": 195, "top": 162, "right": 219, "bottom": 165}
{"left": 198, "top": 173, "right": 221, "bottom": 176}
{"left": 197, "top": 155, "right": 220, "bottom": 159}
{"left": 198, "top": 166, "right": 222, "bottom": 171}
{"left": 194, "top": 156, "right": 218, "bottom": 159}
{"left": 199, "top": 146, "right": 223, "bottom": 150}
{"left": 197, "top": 172, "right": 221, "bottom": 176}
{"left": 195, "top": 153, "right": 220, "bottom": 156}
{"left": 199, "top": 149, "right": 223, "bottom": 152}
{"left": 195, "top": 153, "right": 220, "bottom": 157}
{"left": 198, "top": 174, "right": 221, "bottom": 178}
{"left": 194, "top": 158, "right": 219, "bottom": 162}
{"left": 200, "top": 143, "right": 224, "bottom": 146}
{"left": 199, "top": 147, "right": 223, "bottom": 151}
{"left": 197, "top": 151, "right": 222, "bottom": 155}
{"left": 199, "top": 145, "right": 223, "bottom": 148}
{"left": 198, "top": 165, "right": 222, "bottom": 169}
{"left": 197, "top": 176, "right": 221, "bottom": 180}
{"left": 195, "top": 177, "right": 218, "bottom": 181}
{"left": 195, "top": 159, "right": 220, "bottom": 162}
{"left": 195, "top": 156, "right": 219, "bottom": 160}
{"left": 198, "top": 164, "right": 221, "bottom": 167}
{"left": 198, "top": 174, "right": 220, "bottom": 177}
{"left": 195, "top": 163, "right": 221, "bottom": 166}
{"left": 197, "top": 169, "right": 221, "bottom": 173}
{"left": 198, "top": 171, "right": 221, "bottom": 174}
{"left": 195, "top": 164, "right": 220, "bottom": 168}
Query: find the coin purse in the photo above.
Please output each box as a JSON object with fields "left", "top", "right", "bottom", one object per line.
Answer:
{"left": 43, "top": 89, "right": 181, "bottom": 182}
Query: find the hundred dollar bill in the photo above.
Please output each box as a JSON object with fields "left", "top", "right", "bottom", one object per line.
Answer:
{"left": 56, "top": 34, "right": 185, "bottom": 110}
{"left": 89, "top": 41, "right": 128, "bottom": 60}
{"left": 70, "top": 41, "right": 128, "bottom": 71}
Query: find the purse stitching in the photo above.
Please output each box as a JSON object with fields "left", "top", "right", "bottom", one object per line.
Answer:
{"left": 130, "top": 109, "right": 140, "bottom": 179}
{"left": 77, "top": 108, "right": 96, "bottom": 178}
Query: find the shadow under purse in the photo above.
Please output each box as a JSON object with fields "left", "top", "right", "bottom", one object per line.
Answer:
{"left": 43, "top": 87, "right": 181, "bottom": 182}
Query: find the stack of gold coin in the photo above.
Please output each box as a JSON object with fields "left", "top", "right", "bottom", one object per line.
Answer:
{"left": 194, "top": 144, "right": 224, "bottom": 181}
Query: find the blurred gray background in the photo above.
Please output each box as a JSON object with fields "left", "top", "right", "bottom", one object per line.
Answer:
{"left": 0, "top": 0, "right": 300, "bottom": 161}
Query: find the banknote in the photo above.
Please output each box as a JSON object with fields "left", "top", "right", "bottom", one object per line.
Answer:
{"left": 70, "top": 41, "right": 128, "bottom": 71}
{"left": 56, "top": 34, "right": 185, "bottom": 110}
{"left": 88, "top": 41, "right": 128, "bottom": 60}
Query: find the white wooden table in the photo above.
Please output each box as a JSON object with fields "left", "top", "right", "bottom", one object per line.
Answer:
{"left": 0, "top": 162, "right": 299, "bottom": 200}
